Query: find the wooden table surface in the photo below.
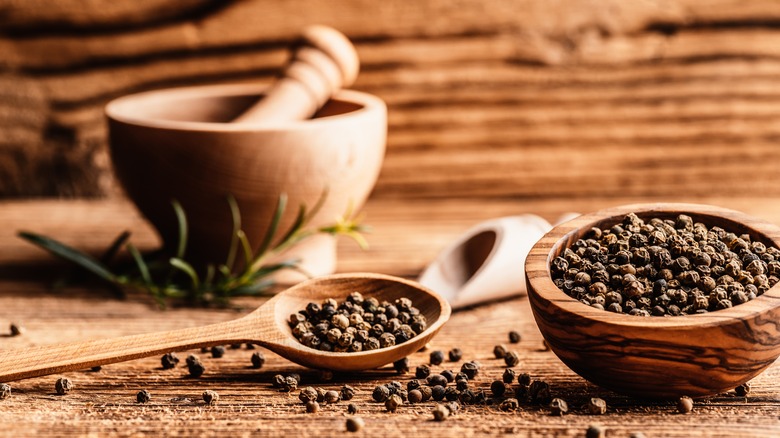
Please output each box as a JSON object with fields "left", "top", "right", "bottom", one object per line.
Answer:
{"left": 0, "top": 196, "right": 779, "bottom": 437}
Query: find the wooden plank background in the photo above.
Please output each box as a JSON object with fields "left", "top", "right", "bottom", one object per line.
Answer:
{"left": 2, "top": 0, "right": 780, "bottom": 198}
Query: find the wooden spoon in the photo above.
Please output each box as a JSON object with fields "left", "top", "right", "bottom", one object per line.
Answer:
{"left": 526, "top": 203, "right": 780, "bottom": 399}
{"left": 0, "top": 273, "right": 450, "bottom": 383}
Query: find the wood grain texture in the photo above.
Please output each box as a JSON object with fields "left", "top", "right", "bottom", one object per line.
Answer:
{"left": 526, "top": 203, "right": 780, "bottom": 399}
{"left": 3, "top": 0, "right": 780, "bottom": 198}
{"left": 0, "top": 198, "right": 778, "bottom": 436}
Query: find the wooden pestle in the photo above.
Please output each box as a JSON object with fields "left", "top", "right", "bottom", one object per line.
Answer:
{"left": 231, "top": 25, "right": 359, "bottom": 124}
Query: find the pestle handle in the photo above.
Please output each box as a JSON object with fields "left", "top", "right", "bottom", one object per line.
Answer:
{"left": 232, "top": 25, "right": 359, "bottom": 124}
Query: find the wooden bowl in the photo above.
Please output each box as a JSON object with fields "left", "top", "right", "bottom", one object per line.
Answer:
{"left": 525, "top": 203, "right": 780, "bottom": 399}
{"left": 105, "top": 84, "right": 386, "bottom": 278}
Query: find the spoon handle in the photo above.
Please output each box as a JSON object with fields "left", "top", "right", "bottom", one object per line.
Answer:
{"left": 0, "top": 318, "right": 256, "bottom": 383}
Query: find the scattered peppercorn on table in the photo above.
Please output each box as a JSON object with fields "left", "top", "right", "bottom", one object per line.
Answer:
{"left": 0, "top": 197, "right": 779, "bottom": 437}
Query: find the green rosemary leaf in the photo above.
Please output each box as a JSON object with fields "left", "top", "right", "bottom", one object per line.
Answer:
{"left": 18, "top": 231, "right": 117, "bottom": 282}
{"left": 254, "top": 194, "right": 287, "bottom": 260}
{"left": 169, "top": 257, "right": 200, "bottom": 290}
{"left": 229, "top": 279, "right": 275, "bottom": 296}
{"left": 225, "top": 195, "right": 241, "bottom": 271}
{"left": 237, "top": 230, "right": 253, "bottom": 267}
{"left": 101, "top": 231, "right": 131, "bottom": 264}
{"left": 127, "top": 243, "right": 152, "bottom": 285}
{"left": 204, "top": 264, "right": 216, "bottom": 288}
{"left": 276, "top": 204, "right": 307, "bottom": 248}
{"left": 172, "top": 200, "right": 188, "bottom": 259}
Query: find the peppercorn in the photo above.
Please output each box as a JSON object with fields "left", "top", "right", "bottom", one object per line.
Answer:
{"left": 586, "top": 397, "right": 607, "bottom": 415}
{"left": 502, "top": 369, "right": 516, "bottom": 384}
{"left": 393, "top": 357, "right": 410, "bottom": 374}
{"left": 677, "top": 395, "right": 693, "bottom": 414}
{"left": 456, "top": 378, "right": 469, "bottom": 391}
{"left": 161, "top": 352, "right": 179, "bottom": 369}
{"left": 136, "top": 389, "right": 152, "bottom": 404}
{"left": 186, "top": 354, "right": 205, "bottom": 378}
{"left": 735, "top": 382, "right": 751, "bottom": 396}
{"left": 385, "top": 394, "right": 403, "bottom": 412}
{"left": 202, "top": 390, "right": 219, "bottom": 405}
{"left": 347, "top": 403, "right": 358, "bottom": 414}
{"left": 492, "top": 344, "right": 508, "bottom": 359}
{"left": 490, "top": 380, "right": 507, "bottom": 397}
{"left": 345, "top": 416, "right": 365, "bottom": 432}
{"left": 448, "top": 348, "right": 463, "bottom": 362}
{"left": 444, "top": 387, "right": 459, "bottom": 401}
{"left": 372, "top": 385, "right": 390, "bottom": 402}
{"left": 420, "top": 385, "right": 433, "bottom": 402}
{"left": 432, "top": 404, "right": 449, "bottom": 421}
{"left": 55, "top": 377, "right": 73, "bottom": 395}
{"left": 549, "top": 398, "right": 569, "bottom": 415}
{"left": 504, "top": 351, "right": 520, "bottom": 367}
{"left": 9, "top": 323, "right": 23, "bottom": 337}
{"left": 280, "top": 376, "right": 298, "bottom": 392}
{"left": 250, "top": 351, "right": 265, "bottom": 369}
{"left": 586, "top": 424, "right": 606, "bottom": 438}
{"left": 427, "top": 374, "right": 447, "bottom": 387}
{"left": 207, "top": 345, "right": 225, "bottom": 359}
{"left": 440, "top": 369, "right": 456, "bottom": 383}
{"left": 408, "top": 389, "right": 423, "bottom": 404}
{"left": 340, "top": 385, "right": 356, "bottom": 401}
{"left": 518, "top": 372, "right": 532, "bottom": 387}
{"left": 0, "top": 383, "right": 10, "bottom": 400}
{"left": 430, "top": 350, "right": 444, "bottom": 365}
{"left": 306, "top": 400, "right": 320, "bottom": 413}
{"left": 499, "top": 398, "right": 519, "bottom": 411}
{"left": 299, "top": 387, "right": 318, "bottom": 403}
{"left": 460, "top": 361, "right": 479, "bottom": 379}
{"left": 529, "top": 380, "right": 551, "bottom": 404}
{"left": 91, "top": 366, "right": 102, "bottom": 372}
{"left": 324, "top": 390, "right": 340, "bottom": 404}
{"left": 416, "top": 364, "right": 431, "bottom": 379}
{"left": 508, "top": 331, "right": 521, "bottom": 343}
{"left": 431, "top": 385, "right": 446, "bottom": 401}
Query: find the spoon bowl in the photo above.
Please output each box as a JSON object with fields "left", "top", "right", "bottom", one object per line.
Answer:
{"left": 0, "top": 273, "right": 450, "bottom": 382}
{"left": 525, "top": 203, "right": 780, "bottom": 399}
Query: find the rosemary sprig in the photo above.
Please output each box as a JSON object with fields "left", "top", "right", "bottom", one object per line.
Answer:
{"left": 18, "top": 193, "right": 368, "bottom": 308}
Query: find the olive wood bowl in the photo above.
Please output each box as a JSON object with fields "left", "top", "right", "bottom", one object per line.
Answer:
{"left": 525, "top": 203, "right": 780, "bottom": 399}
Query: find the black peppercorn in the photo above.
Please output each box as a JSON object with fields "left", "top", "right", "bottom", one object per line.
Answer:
{"left": 490, "top": 380, "right": 507, "bottom": 397}
{"left": 202, "top": 390, "right": 219, "bottom": 405}
{"left": 250, "top": 351, "right": 265, "bottom": 369}
{"left": 209, "top": 345, "right": 225, "bottom": 359}
{"left": 504, "top": 351, "right": 520, "bottom": 367}
{"left": 586, "top": 424, "right": 606, "bottom": 438}
{"left": 393, "top": 357, "right": 410, "bottom": 374}
{"left": 502, "top": 368, "right": 516, "bottom": 384}
{"left": 529, "top": 380, "right": 551, "bottom": 404}
{"left": 55, "top": 377, "right": 73, "bottom": 395}
{"left": 444, "top": 387, "right": 459, "bottom": 401}
{"left": 493, "top": 344, "right": 508, "bottom": 359}
{"left": 324, "top": 390, "right": 340, "bottom": 404}
{"left": 431, "top": 385, "right": 446, "bottom": 401}
{"left": 508, "top": 331, "right": 521, "bottom": 343}
{"left": 735, "top": 382, "right": 751, "bottom": 396}
{"left": 372, "top": 385, "right": 390, "bottom": 402}
{"left": 499, "top": 398, "right": 519, "bottom": 411}
{"left": 299, "top": 387, "right": 318, "bottom": 403}
{"left": 0, "top": 383, "right": 11, "bottom": 400}
{"left": 460, "top": 361, "right": 479, "bottom": 379}
{"left": 385, "top": 394, "right": 403, "bottom": 412}
{"left": 677, "top": 396, "right": 693, "bottom": 414}
{"left": 432, "top": 404, "right": 449, "bottom": 421}
{"left": 430, "top": 350, "right": 444, "bottom": 365}
{"left": 306, "top": 400, "right": 320, "bottom": 413}
{"left": 420, "top": 385, "right": 433, "bottom": 402}
{"left": 456, "top": 378, "right": 469, "bottom": 391}
{"left": 9, "top": 323, "right": 23, "bottom": 337}
{"left": 408, "top": 389, "right": 423, "bottom": 404}
{"left": 427, "top": 374, "right": 448, "bottom": 388}
{"left": 347, "top": 403, "right": 358, "bottom": 414}
{"left": 136, "top": 389, "right": 152, "bottom": 404}
{"left": 416, "top": 364, "right": 431, "bottom": 379}
{"left": 448, "top": 348, "right": 463, "bottom": 362}
{"left": 340, "top": 385, "right": 356, "bottom": 401}
{"left": 518, "top": 372, "right": 532, "bottom": 387}
{"left": 440, "top": 369, "right": 456, "bottom": 383}
{"left": 345, "top": 416, "right": 364, "bottom": 432}
{"left": 161, "top": 352, "right": 179, "bottom": 370}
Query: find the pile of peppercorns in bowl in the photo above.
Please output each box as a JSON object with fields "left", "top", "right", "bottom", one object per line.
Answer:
{"left": 526, "top": 203, "right": 780, "bottom": 399}
{"left": 551, "top": 212, "right": 780, "bottom": 317}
